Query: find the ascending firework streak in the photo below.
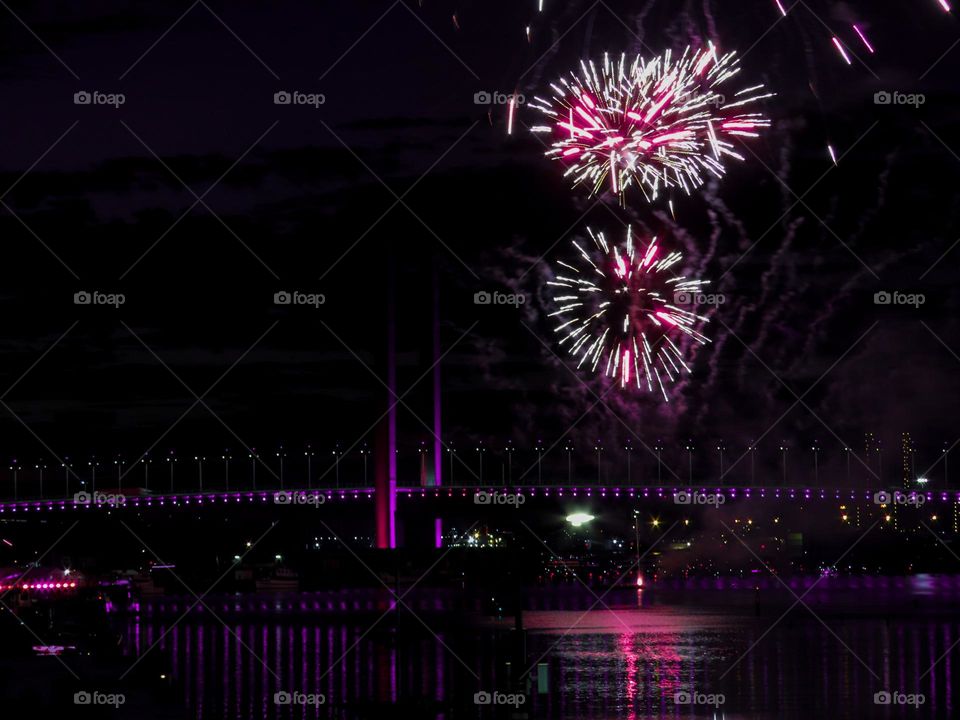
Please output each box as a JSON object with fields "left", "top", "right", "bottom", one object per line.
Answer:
{"left": 528, "top": 45, "right": 772, "bottom": 203}
{"left": 547, "top": 227, "right": 711, "bottom": 401}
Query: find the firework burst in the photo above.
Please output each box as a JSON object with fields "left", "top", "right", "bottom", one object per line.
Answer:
{"left": 528, "top": 45, "right": 772, "bottom": 203}
{"left": 547, "top": 226, "right": 711, "bottom": 401}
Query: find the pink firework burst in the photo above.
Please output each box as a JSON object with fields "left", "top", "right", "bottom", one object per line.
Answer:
{"left": 547, "top": 226, "right": 712, "bottom": 401}
{"left": 529, "top": 45, "right": 773, "bottom": 203}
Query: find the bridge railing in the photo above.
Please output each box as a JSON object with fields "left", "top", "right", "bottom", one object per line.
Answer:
{"left": 0, "top": 444, "right": 945, "bottom": 501}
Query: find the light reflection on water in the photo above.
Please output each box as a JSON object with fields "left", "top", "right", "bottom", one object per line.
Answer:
{"left": 121, "top": 582, "right": 959, "bottom": 719}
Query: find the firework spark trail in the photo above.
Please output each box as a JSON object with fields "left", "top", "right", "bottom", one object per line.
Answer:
{"left": 547, "top": 226, "right": 711, "bottom": 400}
{"left": 528, "top": 45, "right": 773, "bottom": 204}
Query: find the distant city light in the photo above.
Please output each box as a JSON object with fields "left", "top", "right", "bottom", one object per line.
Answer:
{"left": 566, "top": 512, "right": 594, "bottom": 527}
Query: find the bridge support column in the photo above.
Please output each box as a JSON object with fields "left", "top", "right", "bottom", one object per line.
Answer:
{"left": 432, "top": 260, "right": 443, "bottom": 548}
{"left": 375, "top": 265, "right": 397, "bottom": 549}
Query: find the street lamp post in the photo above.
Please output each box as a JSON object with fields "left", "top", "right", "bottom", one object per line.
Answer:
{"left": 811, "top": 441, "right": 820, "bottom": 485}
{"left": 476, "top": 442, "right": 485, "bottom": 484}
{"left": 564, "top": 443, "right": 573, "bottom": 484}
{"left": 305, "top": 445, "right": 314, "bottom": 490}
{"left": 142, "top": 455, "right": 151, "bottom": 491}
{"left": 360, "top": 444, "right": 371, "bottom": 486}
{"left": 654, "top": 441, "right": 664, "bottom": 485}
{"left": 223, "top": 451, "right": 231, "bottom": 490}
{"left": 89, "top": 457, "right": 98, "bottom": 494}
{"left": 944, "top": 442, "right": 950, "bottom": 489}
{"left": 845, "top": 447, "right": 851, "bottom": 486}
{"left": 536, "top": 441, "right": 543, "bottom": 485}
{"left": 625, "top": 442, "right": 633, "bottom": 485}
{"left": 10, "top": 460, "right": 17, "bottom": 500}
{"left": 717, "top": 442, "right": 726, "bottom": 484}
{"left": 595, "top": 442, "right": 603, "bottom": 485}
{"left": 114, "top": 456, "right": 123, "bottom": 493}
{"left": 749, "top": 442, "right": 756, "bottom": 485}
{"left": 331, "top": 445, "right": 340, "bottom": 489}
{"left": 446, "top": 443, "right": 454, "bottom": 486}
{"left": 249, "top": 450, "right": 257, "bottom": 490}
{"left": 167, "top": 453, "right": 176, "bottom": 492}
{"left": 684, "top": 441, "right": 694, "bottom": 484}
{"left": 505, "top": 441, "right": 514, "bottom": 484}
{"left": 195, "top": 456, "right": 204, "bottom": 492}
{"left": 36, "top": 462, "right": 46, "bottom": 499}
{"left": 277, "top": 447, "right": 286, "bottom": 489}
{"left": 779, "top": 443, "right": 789, "bottom": 485}
{"left": 63, "top": 458, "right": 71, "bottom": 498}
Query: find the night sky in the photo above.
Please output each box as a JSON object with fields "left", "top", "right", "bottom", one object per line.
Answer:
{"left": 0, "top": 0, "right": 958, "bottom": 483}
